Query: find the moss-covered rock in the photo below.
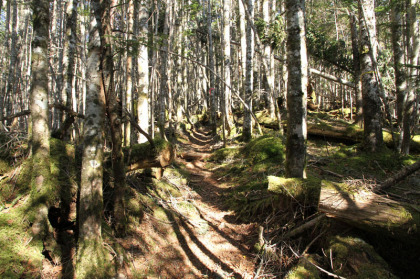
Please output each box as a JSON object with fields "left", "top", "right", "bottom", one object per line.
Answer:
{"left": 327, "top": 236, "right": 397, "bottom": 279}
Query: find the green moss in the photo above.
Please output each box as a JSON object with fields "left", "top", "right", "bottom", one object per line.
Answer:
{"left": 328, "top": 147, "right": 414, "bottom": 180}
{"left": 0, "top": 159, "right": 11, "bottom": 174}
{"left": 154, "top": 179, "right": 182, "bottom": 199}
{"left": 153, "top": 207, "right": 169, "bottom": 222}
{"left": 268, "top": 177, "right": 305, "bottom": 197}
{"left": 327, "top": 236, "right": 397, "bottom": 278}
{"left": 243, "top": 135, "right": 285, "bottom": 164}
{"left": 209, "top": 147, "right": 241, "bottom": 162}
{"left": 75, "top": 238, "right": 113, "bottom": 278}
{"left": 268, "top": 175, "right": 321, "bottom": 205}
{"left": 0, "top": 205, "right": 43, "bottom": 278}
{"left": 285, "top": 256, "right": 320, "bottom": 279}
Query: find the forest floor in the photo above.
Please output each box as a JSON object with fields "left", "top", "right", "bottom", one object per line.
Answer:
{"left": 119, "top": 126, "right": 258, "bottom": 278}
{"left": 1, "top": 116, "right": 419, "bottom": 279}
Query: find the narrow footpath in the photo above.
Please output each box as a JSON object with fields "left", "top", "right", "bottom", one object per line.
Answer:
{"left": 123, "top": 126, "right": 257, "bottom": 279}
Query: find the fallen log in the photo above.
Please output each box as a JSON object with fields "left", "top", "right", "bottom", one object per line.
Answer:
{"left": 377, "top": 160, "right": 420, "bottom": 192}
{"left": 309, "top": 68, "right": 356, "bottom": 88}
{"left": 257, "top": 115, "right": 420, "bottom": 152}
{"left": 123, "top": 138, "right": 175, "bottom": 179}
{"left": 318, "top": 181, "right": 420, "bottom": 242}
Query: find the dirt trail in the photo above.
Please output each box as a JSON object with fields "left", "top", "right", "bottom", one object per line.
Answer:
{"left": 176, "top": 127, "right": 257, "bottom": 278}
{"left": 124, "top": 127, "right": 257, "bottom": 279}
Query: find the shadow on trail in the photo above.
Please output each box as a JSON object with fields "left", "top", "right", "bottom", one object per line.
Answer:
{"left": 164, "top": 208, "right": 243, "bottom": 278}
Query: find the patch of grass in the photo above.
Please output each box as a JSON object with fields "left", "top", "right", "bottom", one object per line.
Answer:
{"left": 327, "top": 147, "right": 416, "bottom": 180}
{"left": 209, "top": 146, "right": 241, "bottom": 162}
{"left": 0, "top": 203, "right": 43, "bottom": 278}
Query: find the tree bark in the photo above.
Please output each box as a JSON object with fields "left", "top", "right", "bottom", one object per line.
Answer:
{"left": 285, "top": 0, "right": 308, "bottom": 178}
{"left": 136, "top": 0, "right": 149, "bottom": 144}
{"left": 207, "top": 0, "right": 217, "bottom": 134}
{"left": 222, "top": 0, "right": 233, "bottom": 132}
{"left": 243, "top": 0, "right": 254, "bottom": 141}
{"left": 263, "top": 0, "right": 276, "bottom": 119}
{"left": 402, "top": 0, "right": 419, "bottom": 154}
{"left": 61, "top": 0, "right": 78, "bottom": 139}
{"left": 76, "top": 0, "right": 108, "bottom": 276}
{"left": 349, "top": 12, "right": 363, "bottom": 126}
{"left": 125, "top": 0, "right": 134, "bottom": 146}
{"left": 30, "top": 0, "right": 51, "bottom": 240}
{"left": 239, "top": 0, "right": 247, "bottom": 105}
{"left": 158, "top": 1, "right": 171, "bottom": 139}
{"left": 391, "top": 0, "right": 407, "bottom": 153}
{"left": 359, "top": 0, "right": 383, "bottom": 152}
{"left": 319, "top": 181, "right": 420, "bottom": 242}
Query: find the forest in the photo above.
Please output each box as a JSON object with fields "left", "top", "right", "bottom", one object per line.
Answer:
{"left": 0, "top": 0, "right": 419, "bottom": 278}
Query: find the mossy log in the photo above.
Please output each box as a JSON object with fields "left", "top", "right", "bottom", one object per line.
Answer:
{"left": 123, "top": 139, "right": 175, "bottom": 179}
{"left": 318, "top": 181, "right": 420, "bottom": 242}
{"left": 257, "top": 115, "right": 420, "bottom": 152}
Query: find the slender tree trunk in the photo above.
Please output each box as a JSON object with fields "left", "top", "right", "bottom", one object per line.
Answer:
{"left": 125, "top": 0, "right": 134, "bottom": 146}
{"left": 136, "top": 0, "right": 149, "bottom": 143}
{"left": 76, "top": 0, "right": 108, "bottom": 276}
{"left": 239, "top": 0, "right": 247, "bottom": 105}
{"left": 402, "top": 0, "right": 419, "bottom": 154}
{"left": 30, "top": 0, "right": 51, "bottom": 240}
{"left": 159, "top": 1, "right": 171, "bottom": 139}
{"left": 350, "top": 12, "right": 362, "bottom": 126}
{"left": 359, "top": 0, "right": 383, "bottom": 152}
{"left": 243, "top": 0, "right": 254, "bottom": 141}
{"left": 222, "top": 0, "right": 233, "bottom": 132}
{"left": 263, "top": 0, "right": 276, "bottom": 119}
{"left": 391, "top": 0, "right": 407, "bottom": 152}
{"left": 285, "top": 0, "right": 308, "bottom": 178}
{"left": 207, "top": 0, "right": 217, "bottom": 134}
{"left": 5, "top": 0, "right": 18, "bottom": 121}
{"left": 61, "top": 0, "right": 78, "bottom": 139}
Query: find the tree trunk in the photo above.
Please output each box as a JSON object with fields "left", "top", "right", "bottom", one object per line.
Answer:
{"left": 222, "top": 0, "right": 233, "bottom": 132}
{"left": 391, "top": 0, "right": 407, "bottom": 153}
{"left": 136, "top": 0, "right": 149, "bottom": 144}
{"left": 30, "top": 0, "right": 52, "bottom": 240}
{"left": 207, "top": 0, "right": 217, "bottom": 134}
{"left": 125, "top": 0, "right": 134, "bottom": 146}
{"left": 243, "top": 0, "right": 254, "bottom": 141}
{"left": 102, "top": 0, "right": 127, "bottom": 237}
{"left": 349, "top": 12, "right": 363, "bottom": 126}
{"left": 239, "top": 0, "right": 247, "bottom": 105}
{"left": 285, "top": 0, "right": 308, "bottom": 178}
{"left": 263, "top": 0, "right": 276, "bottom": 119}
{"left": 76, "top": 0, "right": 108, "bottom": 277}
{"left": 159, "top": 1, "right": 171, "bottom": 139}
{"left": 5, "top": 0, "right": 18, "bottom": 124}
{"left": 61, "top": 0, "right": 78, "bottom": 139}
{"left": 359, "top": 0, "right": 383, "bottom": 152}
{"left": 402, "top": 0, "right": 419, "bottom": 154}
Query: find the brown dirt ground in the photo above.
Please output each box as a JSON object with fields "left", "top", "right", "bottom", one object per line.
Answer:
{"left": 120, "top": 127, "right": 258, "bottom": 279}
